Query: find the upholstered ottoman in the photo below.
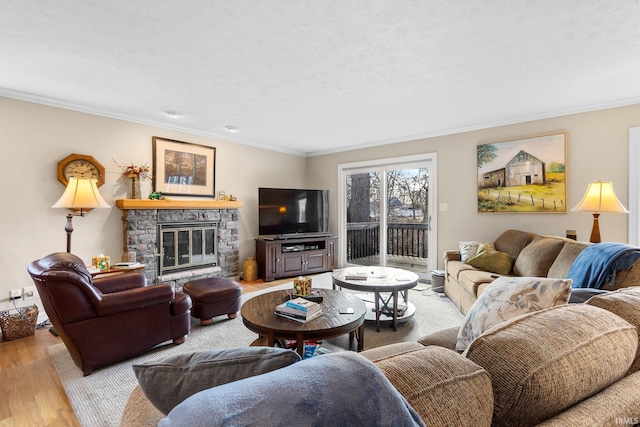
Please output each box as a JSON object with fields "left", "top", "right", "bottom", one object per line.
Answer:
{"left": 182, "top": 278, "right": 242, "bottom": 325}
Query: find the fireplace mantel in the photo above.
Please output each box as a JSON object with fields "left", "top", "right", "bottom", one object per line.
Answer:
{"left": 115, "top": 199, "right": 243, "bottom": 210}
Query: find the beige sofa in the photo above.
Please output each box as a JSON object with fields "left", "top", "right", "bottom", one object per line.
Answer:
{"left": 121, "top": 288, "right": 640, "bottom": 427}
{"left": 444, "top": 229, "right": 640, "bottom": 314}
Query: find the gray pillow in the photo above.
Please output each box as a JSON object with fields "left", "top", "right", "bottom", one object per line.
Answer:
{"left": 158, "top": 352, "right": 424, "bottom": 427}
{"left": 133, "top": 347, "right": 301, "bottom": 414}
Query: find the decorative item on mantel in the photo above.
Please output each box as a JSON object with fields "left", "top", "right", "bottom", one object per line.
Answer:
{"left": 114, "top": 159, "right": 152, "bottom": 199}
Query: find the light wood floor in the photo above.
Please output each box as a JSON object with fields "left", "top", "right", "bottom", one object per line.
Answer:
{"left": 0, "top": 278, "right": 284, "bottom": 426}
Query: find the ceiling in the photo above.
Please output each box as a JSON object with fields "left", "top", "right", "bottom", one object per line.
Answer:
{"left": 2, "top": 1, "right": 640, "bottom": 157}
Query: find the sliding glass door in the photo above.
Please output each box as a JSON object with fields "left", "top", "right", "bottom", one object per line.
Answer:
{"left": 338, "top": 154, "right": 437, "bottom": 275}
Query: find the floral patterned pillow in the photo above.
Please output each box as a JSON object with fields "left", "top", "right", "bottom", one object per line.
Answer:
{"left": 456, "top": 276, "right": 572, "bottom": 351}
{"left": 459, "top": 241, "right": 494, "bottom": 263}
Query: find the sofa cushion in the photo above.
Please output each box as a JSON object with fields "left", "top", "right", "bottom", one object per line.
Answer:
{"left": 464, "top": 304, "right": 638, "bottom": 426}
{"left": 513, "top": 235, "right": 567, "bottom": 277}
{"left": 374, "top": 346, "right": 493, "bottom": 427}
{"left": 456, "top": 276, "right": 572, "bottom": 351}
{"left": 457, "top": 269, "right": 496, "bottom": 297}
{"left": 476, "top": 281, "right": 492, "bottom": 297}
{"left": 467, "top": 249, "right": 513, "bottom": 275}
{"left": 446, "top": 260, "right": 482, "bottom": 283}
{"left": 547, "top": 241, "right": 588, "bottom": 278}
{"left": 586, "top": 287, "right": 640, "bottom": 375}
{"left": 493, "top": 229, "right": 536, "bottom": 260}
{"left": 133, "top": 347, "right": 301, "bottom": 414}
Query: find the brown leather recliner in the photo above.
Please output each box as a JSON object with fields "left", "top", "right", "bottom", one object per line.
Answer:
{"left": 27, "top": 252, "right": 192, "bottom": 375}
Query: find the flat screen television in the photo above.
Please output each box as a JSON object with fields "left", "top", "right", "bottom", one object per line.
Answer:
{"left": 259, "top": 188, "right": 330, "bottom": 238}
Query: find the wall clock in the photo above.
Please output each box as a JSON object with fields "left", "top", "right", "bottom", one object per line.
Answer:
{"left": 56, "top": 153, "right": 106, "bottom": 187}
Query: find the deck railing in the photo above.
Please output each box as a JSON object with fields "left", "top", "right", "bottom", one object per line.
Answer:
{"left": 346, "top": 222, "right": 428, "bottom": 262}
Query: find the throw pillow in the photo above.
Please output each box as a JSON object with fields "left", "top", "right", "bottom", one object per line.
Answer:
{"left": 475, "top": 242, "right": 495, "bottom": 254}
{"left": 455, "top": 276, "right": 572, "bottom": 351}
{"left": 466, "top": 249, "right": 513, "bottom": 275}
{"left": 133, "top": 347, "right": 301, "bottom": 414}
{"left": 458, "top": 241, "right": 493, "bottom": 263}
{"left": 159, "top": 352, "right": 424, "bottom": 427}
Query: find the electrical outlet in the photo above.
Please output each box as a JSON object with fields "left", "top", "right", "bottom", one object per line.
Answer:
{"left": 22, "top": 286, "right": 37, "bottom": 300}
{"left": 9, "top": 289, "right": 22, "bottom": 300}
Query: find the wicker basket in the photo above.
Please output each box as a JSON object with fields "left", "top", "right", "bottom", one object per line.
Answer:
{"left": 0, "top": 305, "right": 38, "bottom": 341}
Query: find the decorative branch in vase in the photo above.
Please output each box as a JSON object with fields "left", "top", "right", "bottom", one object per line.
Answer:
{"left": 114, "top": 160, "right": 152, "bottom": 199}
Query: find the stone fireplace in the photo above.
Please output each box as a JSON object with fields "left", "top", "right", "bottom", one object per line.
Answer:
{"left": 116, "top": 199, "right": 243, "bottom": 289}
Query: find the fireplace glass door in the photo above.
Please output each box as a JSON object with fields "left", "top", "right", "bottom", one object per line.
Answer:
{"left": 159, "top": 222, "right": 217, "bottom": 273}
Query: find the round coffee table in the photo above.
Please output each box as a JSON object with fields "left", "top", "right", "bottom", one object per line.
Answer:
{"left": 331, "top": 266, "right": 420, "bottom": 331}
{"left": 241, "top": 288, "right": 367, "bottom": 358}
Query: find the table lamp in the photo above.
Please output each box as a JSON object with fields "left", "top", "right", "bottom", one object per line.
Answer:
{"left": 52, "top": 177, "right": 111, "bottom": 252}
{"left": 571, "top": 181, "right": 628, "bottom": 243}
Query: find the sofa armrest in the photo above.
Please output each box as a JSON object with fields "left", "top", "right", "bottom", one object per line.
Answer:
{"left": 121, "top": 385, "right": 164, "bottom": 427}
{"left": 443, "top": 250, "right": 461, "bottom": 276}
{"left": 417, "top": 326, "right": 460, "bottom": 350}
{"left": 444, "top": 250, "right": 461, "bottom": 263}
{"left": 95, "top": 284, "right": 175, "bottom": 316}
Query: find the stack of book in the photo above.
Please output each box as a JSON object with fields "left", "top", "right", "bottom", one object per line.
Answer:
{"left": 275, "top": 297, "right": 322, "bottom": 323}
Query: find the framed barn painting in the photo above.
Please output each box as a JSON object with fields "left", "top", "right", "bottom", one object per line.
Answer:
{"left": 477, "top": 132, "right": 567, "bottom": 213}
{"left": 152, "top": 137, "right": 216, "bottom": 197}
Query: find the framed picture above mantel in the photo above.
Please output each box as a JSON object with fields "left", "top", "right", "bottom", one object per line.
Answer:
{"left": 152, "top": 137, "right": 216, "bottom": 197}
{"left": 477, "top": 132, "right": 567, "bottom": 213}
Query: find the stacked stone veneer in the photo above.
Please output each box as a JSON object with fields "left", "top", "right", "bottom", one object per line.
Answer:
{"left": 121, "top": 208, "right": 240, "bottom": 289}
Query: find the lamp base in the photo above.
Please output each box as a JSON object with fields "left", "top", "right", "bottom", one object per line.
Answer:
{"left": 64, "top": 210, "right": 86, "bottom": 253}
{"left": 65, "top": 213, "right": 74, "bottom": 253}
{"left": 589, "top": 213, "right": 601, "bottom": 243}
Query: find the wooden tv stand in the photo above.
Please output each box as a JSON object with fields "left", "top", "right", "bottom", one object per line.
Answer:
{"left": 255, "top": 236, "right": 338, "bottom": 281}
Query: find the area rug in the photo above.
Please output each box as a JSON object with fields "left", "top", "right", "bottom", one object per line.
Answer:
{"left": 48, "top": 272, "right": 463, "bottom": 427}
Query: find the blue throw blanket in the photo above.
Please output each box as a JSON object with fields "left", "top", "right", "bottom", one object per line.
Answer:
{"left": 158, "top": 351, "right": 425, "bottom": 427}
{"left": 566, "top": 242, "right": 640, "bottom": 289}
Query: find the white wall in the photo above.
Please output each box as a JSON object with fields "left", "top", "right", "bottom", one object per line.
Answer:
{"left": 3, "top": 95, "right": 639, "bottom": 316}
{"left": 0, "top": 96, "right": 307, "bottom": 313}
{"left": 307, "top": 104, "right": 640, "bottom": 269}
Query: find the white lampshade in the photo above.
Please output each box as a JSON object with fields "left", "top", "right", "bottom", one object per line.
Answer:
{"left": 571, "top": 181, "right": 628, "bottom": 213}
{"left": 52, "top": 177, "right": 111, "bottom": 210}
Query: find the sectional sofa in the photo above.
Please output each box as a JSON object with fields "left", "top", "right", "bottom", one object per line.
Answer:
{"left": 120, "top": 287, "right": 640, "bottom": 426}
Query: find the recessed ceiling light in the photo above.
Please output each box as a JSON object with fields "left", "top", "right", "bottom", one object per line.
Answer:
{"left": 225, "top": 125, "right": 239, "bottom": 132}
{"left": 164, "top": 110, "right": 182, "bottom": 118}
